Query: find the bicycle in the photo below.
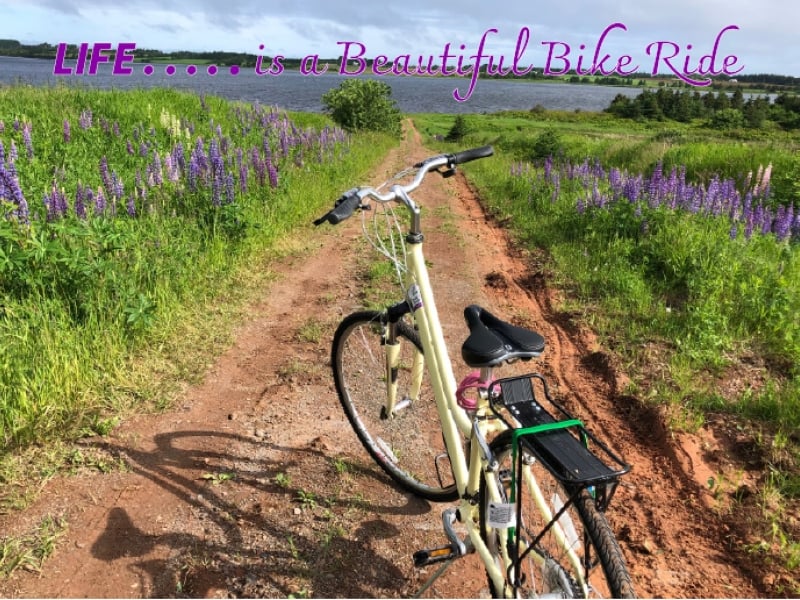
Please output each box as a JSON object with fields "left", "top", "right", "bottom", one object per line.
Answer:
{"left": 314, "top": 146, "right": 636, "bottom": 598}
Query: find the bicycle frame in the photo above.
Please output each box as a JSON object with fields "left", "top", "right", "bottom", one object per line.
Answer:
{"left": 320, "top": 151, "right": 622, "bottom": 597}
{"left": 373, "top": 182, "right": 600, "bottom": 597}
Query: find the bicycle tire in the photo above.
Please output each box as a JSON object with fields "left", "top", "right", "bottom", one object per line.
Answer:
{"left": 479, "top": 430, "right": 635, "bottom": 598}
{"left": 332, "top": 310, "right": 459, "bottom": 502}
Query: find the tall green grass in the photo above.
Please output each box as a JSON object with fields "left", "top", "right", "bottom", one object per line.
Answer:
{"left": 0, "top": 84, "right": 394, "bottom": 455}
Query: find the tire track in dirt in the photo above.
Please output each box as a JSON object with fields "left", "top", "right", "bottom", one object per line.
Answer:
{"left": 0, "top": 122, "right": 766, "bottom": 598}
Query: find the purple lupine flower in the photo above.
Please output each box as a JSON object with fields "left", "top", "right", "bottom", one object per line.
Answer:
{"left": 111, "top": 171, "right": 124, "bottom": 201}
{"left": 55, "top": 186, "right": 68, "bottom": 217}
{"left": 773, "top": 205, "right": 787, "bottom": 240}
{"left": 43, "top": 189, "right": 56, "bottom": 222}
{"left": 0, "top": 140, "right": 5, "bottom": 164}
{"left": 211, "top": 169, "right": 222, "bottom": 206}
{"left": 251, "top": 146, "right": 265, "bottom": 186}
{"left": 94, "top": 186, "right": 106, "bottom": 216}
{"left": 100, "top": 118, "right": 109, "bottom": 134}
{"left": 238, "top": 160, "right": 248, "bottom": 194}
{"left": 63, "top": 120, "right": 71, "bottom": 143}
{"left": 99, "top": 156, "right": 113, "bottom": 197}
{"left": 729, "top": 223, "right": 738, "bottom": 240}
{"left": 151, "top": 151, "right": 163, "bottom": 186}
{"left": 648, "top": 161, "right": 663, "bottom": 204}
{"left": 194, "top": 137, "right": 208, "bottom": 171}
{"left": 9, "top": 140, "right": 18, "bottom": 163}
{"left": 209, "top": 140, "right": 224, "bottom": 181}
{"left": 266, "top": 154, "right": 278, "bottom": 188}
{"left": 225, "top": 173, "right": 235, "bottom": 204}
{"left": 139, "top": 142, "right": 149, "bottom": 158}
{"left": 79, "top": 109, "right": 92, "bottom": 129}
{"left": 112, "top": 121, "right": 120, "bottom": 137}
{"left": 164, "top": 153, "right": 174, "bottom": 181}
{"left": 75, "top": 183, "right": 87, "bottom": 219}
{"left": 753, "top": 204, "right": 764, "bottom": 234}
{"left": 188, "top": 154, "right": 200, "bottom": 192}
{"left": 0, "top": 163, "right": 29, "bottom": 224}
{"left": 126, "top": 193, "right": 136, "bottom": 217}
{"left": 127, "top": 139, "right": 134, "bottom": 155}
{"left": 760, "top": 207, "right": 773, "bottom": 235}
{"left": 12, "top": 119, "right": 20, "bottom": 132}
{"left": 172, "top": 142, "right": 186, "bottom": 173}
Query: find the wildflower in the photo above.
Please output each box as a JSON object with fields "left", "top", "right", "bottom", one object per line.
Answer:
{"left": 151, "top": 151, "right": 163, "bottom": 186}
{"left": 94, "top": 187, "right": 107, "bottom": 216}
{"left": 99, "top": 156, "right": 113, "bottom": 197}
{"left": 188, "top": 154, "right": 200, "bottom": 192}
{"left": 729, "top": 223, "right": 738, "bottom": 240}
{"left": 251, "top": 147, "right": 265, "bottom": 186}
{"left": 75, "top": 183, "right": 87, "bottom": 219}
{"left": 172, "top": 142, "right": 186, "bottom": 173}
{"left": 0, "top": 163, "right": 29, "bottom": 224}
{"left": 9, "top": 140, "right": 18, "bottom": 162}
{"left": 126, "top": 192, "right": 136, "bottom": 217}
{"left": 225, "top": 172, "right": 235, "bottom": 204}
{"left": 63, "top": 120, "right": 71, "bottom": 143}
{"left": 211, "top": 169, "right": 222, "bottom": 206}
{"left": 111, "top": 171, "right": 124, "bottom": 201}
{"left": 79, "top": 109, "right": 92, "bottom": 129}
{"left": 266, "top": 154, "right": 278, "bottom": 188}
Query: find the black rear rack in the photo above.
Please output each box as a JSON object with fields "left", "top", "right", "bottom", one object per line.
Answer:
{"left": 488, "top": 374, "right": 629, "bottom": 501}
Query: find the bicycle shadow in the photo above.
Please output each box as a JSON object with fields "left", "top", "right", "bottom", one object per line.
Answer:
{"left": 85, "top": 429, "right": 433, "bottom": 597}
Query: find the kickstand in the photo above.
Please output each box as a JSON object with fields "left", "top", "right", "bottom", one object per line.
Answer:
{"left": 411, "top": 558, "right": 456, "bottom": 599}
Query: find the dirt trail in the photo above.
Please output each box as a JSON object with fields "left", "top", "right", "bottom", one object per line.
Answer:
{"left": 0, "top": 123, "right": 769, "bottom": 598}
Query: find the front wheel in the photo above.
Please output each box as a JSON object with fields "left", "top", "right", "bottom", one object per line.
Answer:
{"left": 332, "top": 310, "right": 458, "bottom": 502}
{"left": 479, "top": 430, "right": 635, "bottom": 598}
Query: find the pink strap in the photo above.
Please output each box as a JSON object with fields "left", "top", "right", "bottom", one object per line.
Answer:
{"left": 456, "top": 370, "right": 495, "bottom": 410}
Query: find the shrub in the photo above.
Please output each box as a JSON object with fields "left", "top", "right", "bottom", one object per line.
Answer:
{"left": 321, "top": 79, "right": 402, "bottom": 136}
{"left": 445, "top": 115, "right": 469, "bottom": 142}
{"left": 531, "top": 129, "right": 563, "bottom": 161}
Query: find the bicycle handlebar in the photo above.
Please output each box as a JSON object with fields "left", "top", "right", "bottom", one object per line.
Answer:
{"left": 314, "top": 145, "right": 494, "bottom": 226}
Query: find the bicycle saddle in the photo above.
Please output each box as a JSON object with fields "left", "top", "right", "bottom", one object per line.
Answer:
{"left": 461, "top": 305, "right": 545, "bottom": 367}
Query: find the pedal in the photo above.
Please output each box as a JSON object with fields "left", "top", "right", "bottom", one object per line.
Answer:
{"left": 413, "top": 508, "right": 472, "bottom": 568}
{"left": 413, "top": 544, "right": 458, "bottom": 567}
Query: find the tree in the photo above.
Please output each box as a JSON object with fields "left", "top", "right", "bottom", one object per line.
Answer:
{"left": 445, "top": 115, "right": 469, "bottom": 142}
{"left": 321, "top": 79, "right": 402, "bottom": 136}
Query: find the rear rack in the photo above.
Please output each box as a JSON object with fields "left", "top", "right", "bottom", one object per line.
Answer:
{"left": 488, "top": 374, "right": 629, "bottom": 501}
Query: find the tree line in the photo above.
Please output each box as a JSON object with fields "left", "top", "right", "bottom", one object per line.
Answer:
{"left": 605, "top": 88, "right": 800, "bottom": 130}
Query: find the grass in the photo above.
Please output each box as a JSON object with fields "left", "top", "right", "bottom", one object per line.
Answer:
{"left": 0, "top": 515, "right": 67, "bottom": 577}
{"left": 0, "top": 84, "right": 396, "bottom": 500}
{"left": 412, "top": 108, "right": 800, "bottom": 576}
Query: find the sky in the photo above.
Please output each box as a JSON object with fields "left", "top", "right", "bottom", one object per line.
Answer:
{"left": 1, "top": 0, "right": 799, "bottom": 77}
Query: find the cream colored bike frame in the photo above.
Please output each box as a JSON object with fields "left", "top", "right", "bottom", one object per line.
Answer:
{"left": 361, "top": 164, "right": 590, "bottom": 597}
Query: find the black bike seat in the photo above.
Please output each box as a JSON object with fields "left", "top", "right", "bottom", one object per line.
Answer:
{"left": 461, "top": 305, "right": 545, "bottom": 368}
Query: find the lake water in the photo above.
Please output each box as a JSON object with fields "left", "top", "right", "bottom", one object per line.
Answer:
{"left": 0, "top": 55, "right": 643, "bottom": 113}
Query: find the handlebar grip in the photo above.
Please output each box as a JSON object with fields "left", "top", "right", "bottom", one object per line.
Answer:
{"left": 449, "top": 145, "right": 494, "bottom": 165}
{"left": 313, "top": 190, "right": 361, "bottom": 226}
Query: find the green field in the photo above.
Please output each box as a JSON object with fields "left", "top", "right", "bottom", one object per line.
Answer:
{"left": 0, "top": 85, "right": 394, "bottom": 478}
{"left": 415, "top": 108, "right": 800, "bottom": 572}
